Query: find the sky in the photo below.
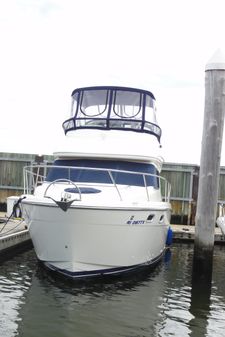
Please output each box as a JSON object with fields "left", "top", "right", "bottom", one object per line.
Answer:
{"left": 0, "top": 0, "right": 225, "bottom": 165}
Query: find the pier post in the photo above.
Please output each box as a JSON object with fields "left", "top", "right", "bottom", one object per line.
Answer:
{"left": 194, "top": 50, "right": 225, "bottom": 276}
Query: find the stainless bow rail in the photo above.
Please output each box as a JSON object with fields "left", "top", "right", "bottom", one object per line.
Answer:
{"left": 23, "top": 164, "right": 171, "bottom": 203}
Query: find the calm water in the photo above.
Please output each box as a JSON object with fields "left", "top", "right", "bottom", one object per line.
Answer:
{"left": 1, "top": 244, "right": 225, "bottom": 337}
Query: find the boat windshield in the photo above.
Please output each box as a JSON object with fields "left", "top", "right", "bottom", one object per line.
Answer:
{"left": 62, "top": 86, "right": 161, "bottom": 142}
{"left": 46, "top": 159, "right": 159, "bottom": 187}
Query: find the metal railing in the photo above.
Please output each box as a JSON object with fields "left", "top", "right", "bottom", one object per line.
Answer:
{"left": 23, "top": 164, "right": 171, "bottom": 203}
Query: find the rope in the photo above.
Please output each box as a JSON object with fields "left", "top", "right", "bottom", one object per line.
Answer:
{"left": 0, "top": 196, "right": 26, "bottom": 235}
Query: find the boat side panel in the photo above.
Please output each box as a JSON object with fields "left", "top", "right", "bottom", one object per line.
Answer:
{"left": 23, "top": 203, "right": 169, "bottom": 269}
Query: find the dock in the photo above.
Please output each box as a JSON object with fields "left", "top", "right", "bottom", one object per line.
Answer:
{"left": 0, "top": 212, "right": 31, "bottom": 259}
{"left": 171, "top": 224, "right": 225, "bottom": 244}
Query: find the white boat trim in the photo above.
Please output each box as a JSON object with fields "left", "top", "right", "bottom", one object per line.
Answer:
{"left": 54, "top": 152, "right": 164, "bottom": 171}
{"left": 22, "top": 200, "right": 170, "bottom": 212}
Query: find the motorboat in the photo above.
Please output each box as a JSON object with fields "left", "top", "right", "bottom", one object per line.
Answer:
{"left": 21, "top": 86, "right": 172, "bottom": 279}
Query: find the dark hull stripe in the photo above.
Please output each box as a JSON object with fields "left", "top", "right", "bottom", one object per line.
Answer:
{"left": 43, "top": 251, "right": 164, "bottom": 279}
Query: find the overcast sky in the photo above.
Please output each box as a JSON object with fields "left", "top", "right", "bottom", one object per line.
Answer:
{"left": 0, "top": 0, "right": 225, "bottom": 165}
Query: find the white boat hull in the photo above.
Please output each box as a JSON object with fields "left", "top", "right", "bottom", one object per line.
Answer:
{"left": 22, "top": 200, "right": 170, "bottom": 278}
{"left": 216, "top": 216, "right": 225, "bottom": 235}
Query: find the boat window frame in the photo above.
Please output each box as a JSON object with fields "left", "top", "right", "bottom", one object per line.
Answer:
{"left": 62, "top": 86, "right": 161, "bottom": 142}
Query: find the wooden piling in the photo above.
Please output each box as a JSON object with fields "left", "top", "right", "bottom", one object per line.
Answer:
{"left": 194, "top": 50, "right": 225, "bottom": 274}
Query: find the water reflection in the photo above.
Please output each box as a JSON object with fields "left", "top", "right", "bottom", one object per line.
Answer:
{"left": 189, "top": 271, "right": 212, "bottom": 336}
{"left": 17, "top": 261, "right": 167, "bottom": 337}
{"left": 0, "top": 251, "right": 35, "bottom": 337}
{"left": 1, "top": 244, "right": 225, "bottom": 337}
{"left": 207, "top": 247, "right": 225, "bottom": 337}
{"left": 154, "top": 245, "right": 194, "bottom": 337}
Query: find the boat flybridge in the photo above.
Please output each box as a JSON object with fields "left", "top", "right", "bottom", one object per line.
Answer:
{"left": 21, "top": 86, "right": 172, "bottom": 279}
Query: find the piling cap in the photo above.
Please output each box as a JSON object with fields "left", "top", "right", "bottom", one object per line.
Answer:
{"left": 205, "top": 49, "right": 225, "bottom": 71}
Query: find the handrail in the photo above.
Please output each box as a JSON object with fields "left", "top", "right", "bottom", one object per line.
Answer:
{"left": 143, "top": 174, "right": 150, "bottom": 201}
{"left": 108, "top": 170, "right": 122, "bottom": 201}
{"left": 23, "top": 164, "right": 171, "bottom": 203}
{"left": 43, "top": 178, "right": 82, "bottom": 201}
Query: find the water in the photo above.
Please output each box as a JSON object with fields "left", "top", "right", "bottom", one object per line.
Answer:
{"left": 1, "top": 244, "right": 225, "bottom": 337}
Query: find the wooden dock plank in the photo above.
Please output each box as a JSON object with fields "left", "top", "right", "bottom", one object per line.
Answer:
{"left": 0, "top": 212, "right": 31, "bottom": 256}
{"left": 171, "top": 224, "right": 225, "bottom": 244}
